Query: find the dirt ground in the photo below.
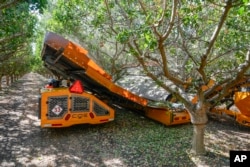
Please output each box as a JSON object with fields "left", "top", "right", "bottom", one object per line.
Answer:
{"left": 0, "top": 73, "right": 249, "bottom": 167}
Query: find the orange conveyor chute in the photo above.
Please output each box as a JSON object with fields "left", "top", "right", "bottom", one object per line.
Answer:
{"left": 234, "top": 92, "right": 250, "bottom": 117}
{"left": 44, "top": 32, "right": 148, "bottom": 107}
{"left": 42, "top": 32, "right": 191, "bottom": 126}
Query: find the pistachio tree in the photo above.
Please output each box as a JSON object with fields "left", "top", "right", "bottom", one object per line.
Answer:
{"left": 43, "top": 0, "right": 250, "bottom": 155}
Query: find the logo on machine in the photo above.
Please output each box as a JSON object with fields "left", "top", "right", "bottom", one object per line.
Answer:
{"left": 72, "top": 113, "right": 88, "bottom": 119}
{"left": 52, "top": 105, "right": 63, "bottom": 115}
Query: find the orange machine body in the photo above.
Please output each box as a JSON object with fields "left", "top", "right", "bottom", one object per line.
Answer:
{"left": 40, "top": 32, "right": 249, "bottom": 128}
{"left": 39, "top": 87, "right": 115, "bottom": 128}
{"left": 211, "top": 91, "right": 250, "bottom": 127}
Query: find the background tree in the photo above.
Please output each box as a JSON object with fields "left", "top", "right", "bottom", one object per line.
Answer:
{"left": 0, "top": 0, "right": 48, "bottom": 88}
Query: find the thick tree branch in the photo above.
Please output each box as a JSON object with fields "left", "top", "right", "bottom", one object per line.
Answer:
{"left": 104, "top": 0, "right": 118, "bottom": 34}
{"left": 207, "top": 47, "right": 239, "bottom": 65}
{"left": 127, "top": 41, "right": 191, "bottom": 108}
{"left": 0, "top": 32, "right": 24, "bottom": 44}
{"left": 207, "top": 50, "right": 250, "bottom": 104}
{"left": 162, "top": 0, "right": 177, "bottom": 40}
{"left": 0, "top": 0, "right": 21, "bottom": 10}
{"left": 198, "top": 0, "right": 233, "bottom": 82}
{"left": 138, "top": 0, "right": 147, "bottom": 15}
{"left": 151, "top": 0, "right": 167, "bottom": 38}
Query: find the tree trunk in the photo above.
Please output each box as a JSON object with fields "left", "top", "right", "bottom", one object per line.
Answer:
{"left": 189, "top": 103, "right": 208, "bottom": 155}
{"left": 191, "top": 124, "right": 206, "bottom": 155}
{"left": 6, "top": 76, "right": 10, "bottom": 86}
{"left": 0, "top": 76, "right": 2, "bottom": 91}
{"left": 11, "top": 75, "right": 14, "bottom": 83}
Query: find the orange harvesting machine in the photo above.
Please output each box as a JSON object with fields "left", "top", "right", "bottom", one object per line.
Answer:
{"left": 39, "top": 32, "right": 250, "bottom": 128}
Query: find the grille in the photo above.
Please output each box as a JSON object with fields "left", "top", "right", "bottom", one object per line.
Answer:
{"left": 93, "top": 102, "right": 109, "bottom": 116}
{"left": 47, "top": 96, "right": 68, "bottom": 119}
{"left": 71, "top": 96, "right": 90, "bottom": 112}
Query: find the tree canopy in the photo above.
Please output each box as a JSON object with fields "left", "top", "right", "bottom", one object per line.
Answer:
{"left": 41, "top": 0, "right": 250, "bottom": 155}
{"left": 0, "top": 0, "right": 48, "bottom": 82}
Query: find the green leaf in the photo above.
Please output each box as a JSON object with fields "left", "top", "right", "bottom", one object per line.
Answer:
{"left": 238, "top": 7, "right": 245, "bottom": 15}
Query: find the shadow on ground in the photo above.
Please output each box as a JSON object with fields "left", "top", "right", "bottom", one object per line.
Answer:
{"left": 0, "top": 73, "right": 249, "bottom": 167}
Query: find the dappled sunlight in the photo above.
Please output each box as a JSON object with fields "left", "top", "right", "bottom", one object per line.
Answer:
{"left": 0, "top": 73, "right": 131, "bottom": 167}
{"left": 8, "top": 89, "right": 23, "bottom": 94}
{"left": 187, "top": 118, "right": 250, "bottom": 167}
{"left": 26, "top": 114, "right": 39, "bottom": 121}
{"left": 20, "top": 119, "right": 30, "bottom": 126}
{"left": 103, "top": 158, "right": 124, "bottom": 166}
{"left": 188, "top": 153, "right": 210, "bottom": 167}
{"left": 1, "top": 73, "right": 249, "bottom": 166}
{"left": 0, "top": 98, "right": 9, "bottom": 104}
{"left": 196, "top": 121, "right": 250, "bottom": 166}
{"left": 18, "top": 154, "right": 57, "bottom": 167}
{"left": 8, "top": 111, "right": 23, "bottom": 117}
{"left": 81, "top": 160, "right": 96, "bottom": 166}
{"left": 205, "top": 129, "right": 250, "bottom": 156}
{"left": 0, "top": 161, "right": 15, "bottom": 167}
{"left": 0, "top": 73, "right": 195, "bottom": 166}
{"left": 0, "top": 73, "right": 46, "bottom": 166}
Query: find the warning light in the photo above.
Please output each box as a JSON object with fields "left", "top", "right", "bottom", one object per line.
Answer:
{"left": 65, "top": 114, "right": 71, "bottom": 121}
{"left": 89, "top": 112, "right": 95, "bottom": 119}
{"left": 69, "top": 80, "right": 84, "bottom": 94}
